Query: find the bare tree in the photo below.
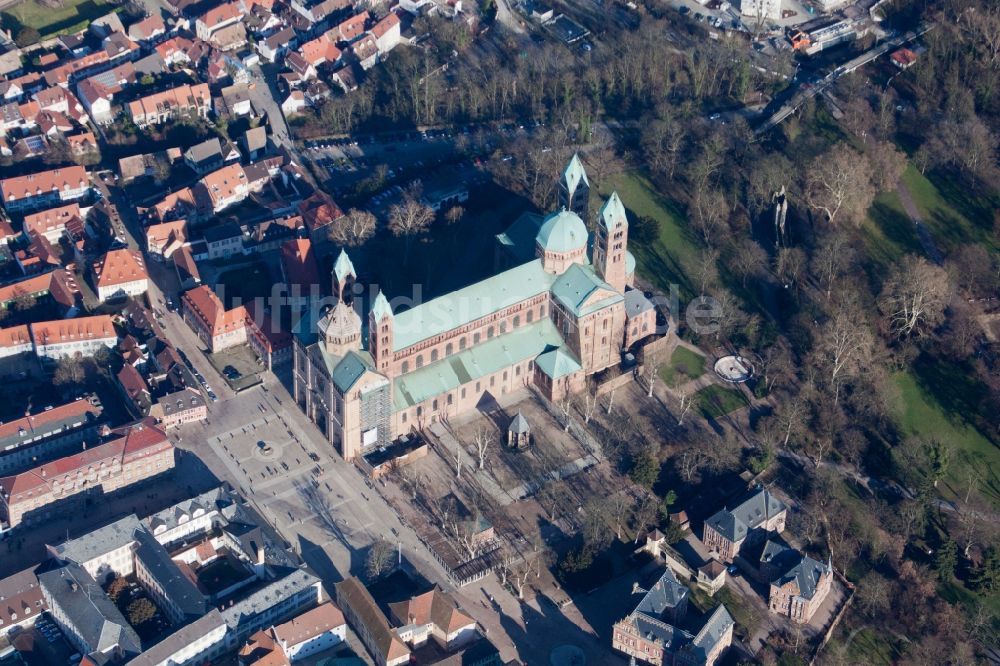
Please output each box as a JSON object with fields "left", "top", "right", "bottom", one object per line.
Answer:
{"left": 330, "top": 208, "right": 378, "bottom": 246}
{"left": 472, "top": 428, "right": 494, "bottom": 470}
{"left": 690, "top": 188, "right": 729, "bottom": 247}
{"left": 676, "top": 390, "right": 693, "bottom": 426}
{"left": 609, "top": 491, "right": 633, "bottom": 541}
{"left": 366, "top": 539, "right": 395, "bottom": 579}
{"left": 805, "top": 144, "right": 875, "bottom": 226}
{"left": 388, "top": 187, "right": 435, "bottom": 263}
{"left": 816, "top": 303, "right": 876, "bottom": 404}
{"left": 644, "top": 350, "right": 659, "bottom": 398}
{"left": 878, "top": 255, "right": 952, "bottom": 339}
{"left": 444, "top": 205, "right": 465, "bottom": 225}
{"left": 580, "top": 384, "right": 599, "bottom": 424}
{"left": 810, "top": 231, "right": 854, "bottom": 301}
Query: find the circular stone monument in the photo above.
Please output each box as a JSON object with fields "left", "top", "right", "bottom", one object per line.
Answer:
{"left": 253, "top": 440, "right": 279, "bottom": 460}
{"left": 550, "top": 645, "right": 586, "bottom": 666}
{"left": 714, "top": 355, "right": 753, "bottom": 383}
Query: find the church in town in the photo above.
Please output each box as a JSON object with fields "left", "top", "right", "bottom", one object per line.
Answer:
{"left": 293, "top": 156, "right": 662, "bottom": 461}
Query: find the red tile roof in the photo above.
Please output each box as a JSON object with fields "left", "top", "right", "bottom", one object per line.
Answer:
{"left": 93, "top": 248, "right": 148, "bottom": 288}
{"left": 31, "top": 314, "right": 116, "bottom": 347}
{"left": 22, "top": 203, "right": 81, "bottom": 237}
{"left": 0, "top": 166, "right": 88, "bottom": 203}
{"left": 0, "top": 420, "right": 170, "bottom": 501}
{"left": 182, "top": 285, "right": 246, "bottom": 337}
{"left": 273, "top": 602, "right": 346, "bottom": 646}
{"left": 279, "top": 239, "right": 320, "bottom": 288}
{"left": 0, "top": 324, "right": 31, "bottom": 350}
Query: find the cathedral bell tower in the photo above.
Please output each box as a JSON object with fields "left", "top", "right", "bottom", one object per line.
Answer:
{"left": 594, "top": 191, "right": 629, "bottom": 293}
{"left": 369, "top": 291, "right": 394, "bottom": 377}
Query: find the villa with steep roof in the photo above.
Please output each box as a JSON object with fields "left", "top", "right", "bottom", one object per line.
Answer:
{"left": 703, "top": 486, "right": 788, "bottom": 562}
{"left": 762, "top": 539, "right": 833, "bottom": 624}
{"left": 612, "top": 567, "right": 733, "bottom": 665}
{"left": 293, "top": 157, "right": 661, "bottom": 461}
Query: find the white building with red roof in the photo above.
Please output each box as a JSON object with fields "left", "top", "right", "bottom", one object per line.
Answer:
{"left": 93, "top": 248, "right": 149, "bottom": 301}
{"left": 0, "top": 419, "right": 173, "bottom": 529}
{"left": 30, "top": 314, "right": 117, "bottom": 361}
{"left": 181, "top": 285, "right": 247, "bottom": 352}
{"left": 0, "top": 165, "right": 90, "bottom": 212}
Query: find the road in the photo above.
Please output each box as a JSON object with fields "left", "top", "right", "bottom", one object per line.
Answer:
{"left": 755, "top": 25, "right": 934, "bottom": 135}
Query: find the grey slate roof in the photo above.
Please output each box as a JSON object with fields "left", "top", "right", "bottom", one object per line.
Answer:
{"left": 128, "top": 609, "right": 225, "bottom": 666}
{"left": 634, "top": 567, "right": 687, "bottom": 619}
{"left": 145, "top": 485, "right": 237, "bottom": 536}
{"left": 706, "top": 487, "right": 787, "bottom": 543}
{"left": 508, "top": 411, "right": 530, "bottom": 434}
{"left": 220, "top": 568, "right": 320, "bottom": 631}
{"left": 133, "top": 528, "right": 207, "bottom": 620}
{"left": 203, "top": 222, "right": 243, "bottom": 243}
{"left": 773, "top": 554, "right": 830, "bottom": 601}
{"left": 184, "top": 137, "right": 222, "bottom": 165}
{"left": 691, "top": 605, "right": 734, "bottom": 659}
{"left": 38, "top": 563, "right": 141, "bottom": 658}
{"left": 50, "top": 514, "right": 142, "bottom": 567}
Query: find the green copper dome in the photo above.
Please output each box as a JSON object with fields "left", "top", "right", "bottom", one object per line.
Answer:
{"left": 535, "top": 210, "right": 588, "bottom": 254}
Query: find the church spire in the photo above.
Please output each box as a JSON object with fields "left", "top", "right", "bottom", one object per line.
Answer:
{"left": 332, "top": 249, "right": 356, "bottom": 303}
{"left": 559, "top": 153, "right": 590, "bottom": 220}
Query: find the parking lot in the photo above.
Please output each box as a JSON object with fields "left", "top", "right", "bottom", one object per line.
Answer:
{"left": 207, "top": 345, "right": 263, "bottom": 393}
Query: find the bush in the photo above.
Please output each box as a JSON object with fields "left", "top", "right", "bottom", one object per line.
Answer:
{"left": 106, "top": 577, "right": 129, "bottom": 605}
{"left": 14, "top": 26, "right": 40, "bottom": 48}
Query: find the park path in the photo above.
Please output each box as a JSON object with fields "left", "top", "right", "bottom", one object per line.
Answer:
{"left": 896, "top": 178, "right": 944, "bottom": 264}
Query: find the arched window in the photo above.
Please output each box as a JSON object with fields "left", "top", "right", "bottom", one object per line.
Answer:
{"left": 431, "top": 349, "right": 439, "bottom": 362}
{"left": 432, "top": 399, "right": 438, "bottom": 410}
{"left": 416, "top": 355, "right": 424, "bottom": 369}
{"left": 416, "top": 406, "right": 422, "bottom": 417}
{"left": 447, "top": 394, "right": 453, "bottom": 405}
{"left": 487, "top": 326, "right": 494, "bottom": 339}
{"left": 474, "top": 333, "right": 481, "bottom": 344}
{"left": 540, "top": 305, "right": 546, "bottom": 317}
{"left": 461, "top": 388, "right": 466, "bottom": 398}
{"left": 527, "top": 310, "right": 534, "bottom": 323}
{"left": 513, "top": 316, "right": 520, "bottom": 328}
{"left": 503, "top": 371, "right": 508, "bottom": 380}
{"left": 499, "top": 322, "right": 507, "bottom": 334}
{"left": 446, "top": 342, "right": 453, "bottom": 356}
{"left": 459, "top": 337, "right": 467, "bottom": 350}
{"left": 401, "top": 361, "right": 409, "bottom": 373}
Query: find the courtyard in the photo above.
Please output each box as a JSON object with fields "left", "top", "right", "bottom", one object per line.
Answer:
{"left": 207, "top": 344, "right": 264, "bottom": 392}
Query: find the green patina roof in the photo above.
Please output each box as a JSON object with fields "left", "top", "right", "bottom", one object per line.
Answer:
{"left": 392, "top": 259, "right": 555, "bottom": 351}
{"left": 331, "top": 350, "right": 375, "bottom": 393}
{"left": 535, "top": 210, "right": 588, "bottom": 254}
{"left": 551, "top": 263, "right": 623, "bottom": 317}
{"left": 600, "top": 191, "right": 628, "bottom": 231}
{"left": 371, "top": 291, "right": 393, "bottom": 322}
{"left": 561, "top": 153, "right": 590, "bottom": 195}
{"left": 535, "top": 346, "right": 582, "bottom": 379}
{"left": 333, "top": 249, "right": 356, "bottom": 283}
{"left": 392, "top": 318, "right": 564, "bottom": 411}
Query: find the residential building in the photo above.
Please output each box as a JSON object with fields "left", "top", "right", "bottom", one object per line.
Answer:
{"left": 182, "top": 285, "right": 247, "bottom": 351}
{"left": 294, "top": 157, "right": 656, "bottom": 461}
{"left": 22, "top": 202, "right": 84, "bottom": 243}
{"left": 335, "top": 577, "right": 410, "bottom": 666}
{"left": 93, "top": 248, "right": 148, "bottom": 301}
{"left": 204, "top": 221, "right": 245, "bottom": 259}
{"left": 0, "top": 165, "right": 90, "bottom": 212}
{"left": 146, "top": 219, "right": 188, "bottom": 259}
{"left": 0, "top": 269, "right": 80, "bottom": 314}
{"left": 127, "top": 83, "right": 211, "bottom": 128}
{"left": 0, "top": 420, "right": 173, "bottom": 528}
{"left": 612, "top": 568, "right": 733, "bottom": 666}
{"left": 30, "top": 314, "right": 116, "bottom": 362}
{"left": 763, "top": 541, "right": 833, "bottom": 624}
{"left": 703, "top": 487, "right": 788, "bottom": 562}
{"left": 388, "top": 587, "right": 477, "bottom": 650}
{"left": 38, "top": 562, "right": 142, "bottom": 662}
{"left": 370, "top": 12, "right": 401, "bottom": 55}
{"left": 0, "top": 568, "right": 47, "bottom": 632}
{"left": 129, "top": 609, "right": 229, "bottom": 666}
{"left": 198, "top": 163, "right": 250, "bottom": 212}
{"left": 149, "top": 386, "right": 208, "bottom": 428}
{"left": 0, "top": 398, "right": 103, "bottom": 476}
{"left": 184, "top": 137, "right": 227, "bottom": 174}
{"left": 240, "top": 601, "right": 347, "bottom": 662}
{"left": 196, "top": 1, "right": 242, "bottom": 41}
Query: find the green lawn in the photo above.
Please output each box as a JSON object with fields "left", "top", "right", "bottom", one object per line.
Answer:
{"left": 695, "top": 384, "right": 749, "bottom": 419}
{"left": 888, "top": 368, "right": 999, "bottom": 508}
{"left": 658, "top": 346, "right": 706, "bottom": 387}
{"left": 600, "top": 171, "right": 700, "bottom": 297}
{"left": 899, "top": 165, "right": 999, "bottom": 254}
{"left": 5, "top": 0, "right": 114, "bottom": 37}
{"left": 862, "top": 189, "right": 922, "bottom": 276}
{"left": 844, "top": 627, "right": 901, "bottom": 666}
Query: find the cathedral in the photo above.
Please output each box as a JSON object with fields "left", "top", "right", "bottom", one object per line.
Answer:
{"left": 293, "top": 156, "right": 659, "bottom": 461}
